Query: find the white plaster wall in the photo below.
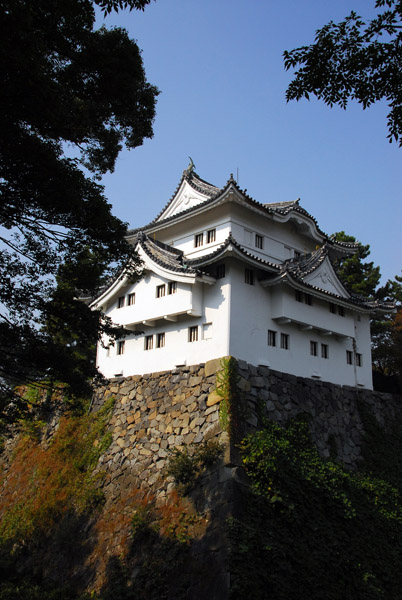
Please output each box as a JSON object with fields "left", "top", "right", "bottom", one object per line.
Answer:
{"left": 227, "top": 261, "right": 373, "bottom": 388}
{"left": 96, "top": 276, "right": 231, "bottom": 379}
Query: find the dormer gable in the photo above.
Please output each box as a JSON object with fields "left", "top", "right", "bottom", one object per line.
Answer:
{"left": 303, "top": 256, "right": 350, "bottom": 298}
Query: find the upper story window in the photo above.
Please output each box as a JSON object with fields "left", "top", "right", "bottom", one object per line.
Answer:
{"left": 321, "top": 344, "right": 329, "bottom": 359}
{"left": 280, "top": 333, "right": 289, "bottom": 350}
{"left": 295, "top": 290, "right": 303, "bottom": 303}
{"left": 245, "top": 268, "right": 254, "bottom": 285}
{"left": 168, "top": 282, "right": 177, "bottom": 295}
{"left": 216, "top": 264, "right": 225, "bottom": 279}
{"left": 346, "top": 350, "right": 353, "bottom": 365}
{"left": 128, "top": 293, "right": 135, "bottom": 306}
{"left": 157, "top": 332, "right": 165, "bottom": 348}
{"left": 268, "top": 330, "right": 277, "bottom": 347}
{"left": 195, "top": 233, "right": 203, "bottom": 247}
{"left": 255, "top": 234, "right": 263, "bottom": 250}
{"left": 329, "top": 303, "right": 337, "bottom": 314}
{"left": 310, "top": 341, "right": 318, "bottom": 356}
{"left": 207, "top": 229, "right": 216, "bottom": 244}
{"left": 156, "top": 284, "right": 166, "bottom": 298}
{"left": 304, "top": 293, "right": 313, "bottom": 306}
{"left": 294, "top": 251, "right": 301, "bottom": 259}
{"left": 145, "top": 335, "right": 153, "bottom": 351}
{"left": 189, "top": 326, "right": 198, "bottom": 342}
{"left": 117, "top": 340, "right": 125, "bottom": 355}
{"left": 117, "top": 296, "right": 125, "bottom": 308}
{"left": 356, "top": 353, "right": 362, "bottom": 367}
{"left": 338, "top": 306, "right": 345, "bottom": 317}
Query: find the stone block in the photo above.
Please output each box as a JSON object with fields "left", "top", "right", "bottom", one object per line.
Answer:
{"left": 207, "top": 391, "right": 221, "bottom": 407}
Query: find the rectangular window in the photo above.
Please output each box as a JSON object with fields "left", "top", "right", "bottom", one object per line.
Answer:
{"left": 157, "top": 332, "right": 165, "bottom": 348}
{"left": 195, "top": 233, "right": 203, "bottom": 247}
{"left": 310, "top": 341, "right": 318, "bottom": 356}
{"left": 128, "top": 293, "right": 135, "bottom": 306}
{"left": 216, "top": 264, "right": 225, "bottom": 279}
{"left": 156, "top": 284, "right": 166, "bottom": 298}
{"left": 295, "top": 290, "right": 303, "bottom": 303}
{"left": 145, "top": 335, "right": 153, "bottom": 351}
{"left": 207, "top": 228, "right": 216, "bottom": 244}
{"left": 117, "top": 296, "right": 125, "bottom": 308}
{"left": 168, "top": 282, "right": 177, "bottom": 295}
{"left": 189, "top": 326, "right": 198, "bottom": 342}
{"left": 117, "top": 340, "right": 125, "bottom": 355}
{"left": 346, "top": 350, "right": 353, "bottom": 365}
{"left": 329, "top": 303, "right": 336, "bottom": 314}
{"left": 338, "top": 306, "right": 345, "bottom": 317}
{"left": 304, "top": 294, "right": 313, "bottom": 306}
{"left": 202, "top": 322, "right": 213, "bottom": 340}
{"left": 280, "top": 333, "right": 289, "bottom": 350}
{"left": 356, "top": 353, "right": 362, "bottom": 367}
{"left": 321, "top": 344, "right": 329, "bottom": 359}
{"left": 294, "top": 251, "right": 301, "bottom": 259}
{"left": 245, "top": 268, "right": 254, "bottom": 285}
{"left": 268, "top": 330, "right": 277, "bottom": 347}
{"left": 255, "top": 234, "right": 263, "bottom": 249}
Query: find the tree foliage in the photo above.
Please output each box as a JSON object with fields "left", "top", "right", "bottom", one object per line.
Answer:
{"left": 0, "top": 0, "right": 159, "bottom": 410}
{"left": 284, "top": 0, "right": 402, "bottom": 146}
{"left": 332, "top": 233, "right": 402, "bottom": 383}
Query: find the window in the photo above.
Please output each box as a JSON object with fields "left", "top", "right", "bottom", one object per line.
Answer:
{"left": 329, "top": 303, "right": 336, "bottom": 314}
{"left": 168, "top": 282, "right": 177, "bottom": 295}
{"left": 202, "top": 322, "right": 213, "bottom": 340}
{"left": 295, "top": 290, "right": 303, "bottom": 303}
{"left": 156, "top": 284, "right": 165, "bottom": 298}
{"left": 304, "top": 294, "right": 313, "bottom": 306}
{"left": 356, "top": 353, "right": 362, "bottom": 367}
{"left": 294, "top": 251, "right": 301, "bottom": 259}
{"left": 255, "top": 234, "right": 263, "bottom": 249}
{"left": 189, "top": 326, "right": 198, "bottom": 342}
{"left": 145, "top": 335, "right": 153, "bottom": 350}
{"left": 117, "top": 296, "right": 125, "bottom": 308}
{"left": 338, "top": 306, "right": 345, "bottom": 317}
{"left": 346, "top": 350, "right": 353, "bottom": 365}
{"left": 280, "top": 333, "right": 289, "bottom": 350}
{"left": 157, "top": 332, "right": 165, "bottom": 348}
{"left": 195, "top": 233, "right": 203, "bottom": 247}
{"left": 268, "top": 330, "right": 277, "bottom": 347}
{"left": 321, "top": 344, "right": 329, "bottom": 359}
{"left": 216, "top": 264, "right": 225, "bottom": 279}
{"left": 128, "top": 293, "right": 135, "bottom": 306}
{"left": 310, "top": 341, "right": 318, "bottom": 356}
{"left": 245, "top": 268, "right": 254, "bottom": 285}
{"left": 207, "top": 228, "right": 216, "bottom": 243}
{"left": 117, "top": 340, "right": 125, "bottom": 355}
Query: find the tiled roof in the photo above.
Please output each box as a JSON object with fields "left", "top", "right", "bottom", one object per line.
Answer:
{"left": 137, "top": 233, "right": 199, "bottom": 275}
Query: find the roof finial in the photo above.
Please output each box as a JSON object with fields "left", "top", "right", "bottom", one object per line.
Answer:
{"left": 185, "top": 156, "right": 195, "bottom": 176}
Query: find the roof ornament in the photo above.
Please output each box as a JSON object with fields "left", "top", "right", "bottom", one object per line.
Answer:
{"left": 185, "top": 156, "right": 195, "bottom": 176}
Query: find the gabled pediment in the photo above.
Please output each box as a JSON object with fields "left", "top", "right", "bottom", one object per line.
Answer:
{"left": 157, "top": 179, "right": 212, "bottom": 221}
{"left": 303, "top": 257, "right": 349, "bottom": 298}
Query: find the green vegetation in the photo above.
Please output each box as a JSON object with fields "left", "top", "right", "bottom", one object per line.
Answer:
{"left": 216, "top": 357, "right": 247, "bottom": 439}
{"left": 166, "top": 440, "right": 222, "bottom": 494}
{"left": 0, "top": 397, "right": 114, "bottom": 544}
{"left": 229, "top": 413, "right": 402, "bottom": 599}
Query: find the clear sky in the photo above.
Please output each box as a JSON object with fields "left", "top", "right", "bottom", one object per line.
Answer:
{"left": 99, "top": 0, "right": 401, "bottom": 285}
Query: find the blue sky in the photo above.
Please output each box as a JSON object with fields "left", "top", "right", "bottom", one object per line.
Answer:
{"left": 99, "top": 0, "right": 401, "bottom": 285}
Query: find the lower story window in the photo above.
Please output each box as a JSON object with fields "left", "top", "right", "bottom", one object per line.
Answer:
{"left": 117, "top": 340, "right": 125, "bottom": 355}
{"left": 321, "top": 343, "right": 329, "bottom": 359}
{"left": 145, "top": 335, "right": 153, "bottom": 350}
{"left": 356, "top": 353, "right": 362, "bottom": 367}
{"left": 280, "top": 333, "right": 289, "bottom": 350}
{"left": 268, "top": 330, "right": 277, "bottom": 347}
{"left": 189, "top": 326, "right": 198, "bottom": 342}
{"left": 310, "top": 341, "right": 318, "bottom": 356}
{"left": 346, "top": 350, "right": 353, "bottom": 365}
{"left": 157, "top": 332, "right": 165, "bottom": 348}
{"left": 245, "top": 268, "right": 254, "bottom": 285}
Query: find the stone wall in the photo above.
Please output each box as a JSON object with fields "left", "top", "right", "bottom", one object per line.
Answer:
{"left": 84, "top": 358, "right": 402, "bottom": 596}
